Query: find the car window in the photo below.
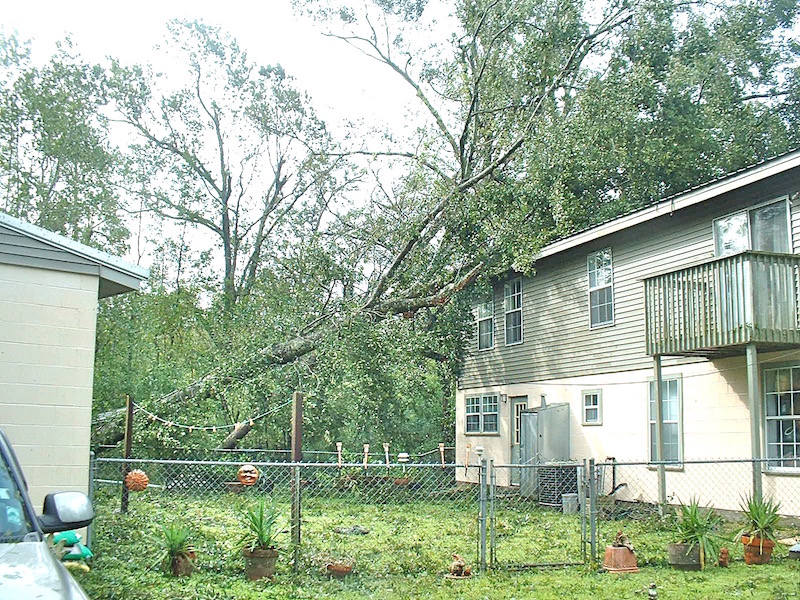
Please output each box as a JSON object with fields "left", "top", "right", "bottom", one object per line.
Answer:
{"left": 0, "top": 454, "right": 33, "bottom": 541}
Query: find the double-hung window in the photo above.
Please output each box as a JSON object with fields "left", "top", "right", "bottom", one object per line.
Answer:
{"left": 582, "top": 390, "right": 602, "bottom": 425}
{"left": 476, "top": 299, "right": 494, "bottom": 351}
{"left": 465, "top": 394, "right": 499, "bottom": 433}
{"left": 588, "top": 249, "right": 614, "bottom": 327}
{"left": 714, "top": 198, "right": 790, "bottom": 256}
{"left": 648, "top": 377, "right": 682, "bottom": 464}
{"left": 504, "top": 278, "right": 523, "bottom": 345}
{"left": 764, "top": 366, "right": 800, "bottom": 470}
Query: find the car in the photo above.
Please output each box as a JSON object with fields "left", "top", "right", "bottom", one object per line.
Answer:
{"left": 0, "top": 427, "right": 95, "bottom": 600}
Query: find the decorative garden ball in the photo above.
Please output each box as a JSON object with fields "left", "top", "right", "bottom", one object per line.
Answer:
{"left": 124, "top": 469, "right": 149, "bottom": 492}
{"left": 237, "top": 464, "right": 259, "bottom": 486}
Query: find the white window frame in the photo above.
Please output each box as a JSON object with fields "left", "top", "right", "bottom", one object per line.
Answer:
{"left": 465, "top": 394, "right": 499, "bottom": 434}
{"left": 504, "top": 278, "right": 523, "bottom": 345}
{"left": 763, "top": 364, "right": 800, "bottom": 472}
{"left": 582, "top": 389, "right": 602, "bottom": 426}
{"left": 647, "top": 376, "right": 683, "bottom": 465}
{"left": 713, "top": 197, "right": 792, "bottom": 257}
{"left": 475, "top": 298, "right": 494, "bottom": 351}
{"left": 587, "top": 248, "right": 614, "bottom": 328}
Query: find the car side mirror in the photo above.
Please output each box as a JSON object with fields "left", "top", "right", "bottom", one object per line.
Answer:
{"left": 38, "top": 491, "right": 94, "bottom": 534}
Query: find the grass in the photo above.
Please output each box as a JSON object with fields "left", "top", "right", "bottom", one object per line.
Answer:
{"left": 74, "top": 487, "right": 800, "bottom": 599}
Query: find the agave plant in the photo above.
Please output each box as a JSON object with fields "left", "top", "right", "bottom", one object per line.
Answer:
{"left": 240, "top": 499, "right": 281, "bottom": 552}
{"left": 159, "top": 521, "right": 195, "bottom": 575}
{"left": 673, "top": 499, "right": 723, "bottom": 569}
{"left": 736, "top": 494, "right": 781, "bottom": 545}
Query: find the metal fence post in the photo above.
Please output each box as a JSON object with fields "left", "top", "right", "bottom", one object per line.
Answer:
{"left": 579, "top": 459, "right": 587, "bottom": 564}
{"left": 589, "top": 458, "right": 597, "bottom": 563}
{"left": 120, "top": 395, "right": 134, "bottom": 513}
{"left": 479, "top": 457, "right": 487, "bottom": 573}
{"left": 489, "top": 459, "right": 496, "bottom": 569}
{"left": 291, "top": 465, "right": 301, "bottom": 573}
{"left": 86, "top": 451, "right": 95, "bottom": 549}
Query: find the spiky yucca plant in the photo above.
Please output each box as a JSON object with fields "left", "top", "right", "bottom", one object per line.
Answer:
{"left": 736, "top": 494, "right": 781, "bottom": 550}
{"left": 673, "top": 499, "right": 723, "bottom": 569}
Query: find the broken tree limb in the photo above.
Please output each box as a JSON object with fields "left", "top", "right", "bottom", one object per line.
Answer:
{"left": 220, "top": 421, "right": 253, "bottom": 449}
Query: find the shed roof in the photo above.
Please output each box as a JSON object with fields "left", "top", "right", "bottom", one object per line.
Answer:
{"left": 0, "top": 212, "right": 148, "bottom": 298}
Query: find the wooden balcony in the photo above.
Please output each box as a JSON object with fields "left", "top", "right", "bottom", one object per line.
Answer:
{"left": 644, "top": 251, "right": 800, "bottom": 356}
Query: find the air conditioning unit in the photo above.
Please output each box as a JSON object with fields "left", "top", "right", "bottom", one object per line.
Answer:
{"left": 536, "top": 463, "right": 579, "bottom": 507}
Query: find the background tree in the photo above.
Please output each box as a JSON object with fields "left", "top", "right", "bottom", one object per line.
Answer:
{"left": 110, "top": 20, "right": 349, "bottom": 317}
{"left": 7, "top": 1, "right": 798, "bottom": 454}
{"left": 0, "top": 34, "right": 127, "bottom": 252}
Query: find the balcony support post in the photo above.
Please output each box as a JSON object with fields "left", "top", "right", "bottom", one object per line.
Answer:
{"left": 746, "top": 343, "right": 763, "bottom": 501}
{"left": 653, "top": 355, "right": 667, "bottom": 513}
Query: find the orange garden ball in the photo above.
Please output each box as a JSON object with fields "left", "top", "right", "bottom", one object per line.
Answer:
{"left": 237, "top": 464, "right": 259, "bottom": 486}
{"left": 124, "top": 469, "right": 149, "bottom": 492}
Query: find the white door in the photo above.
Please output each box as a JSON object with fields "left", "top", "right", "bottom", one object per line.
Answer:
{"left": 510, "top": 396, "right": 528, "bottom": 485}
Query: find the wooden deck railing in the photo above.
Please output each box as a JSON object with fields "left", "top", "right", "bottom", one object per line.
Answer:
{"left": 644, "top": 251, "right": 800, "bottom": 356}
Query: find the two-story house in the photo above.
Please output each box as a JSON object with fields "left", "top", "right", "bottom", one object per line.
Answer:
{"left": 457, "top": 150, "right": 800, "bottom": 512}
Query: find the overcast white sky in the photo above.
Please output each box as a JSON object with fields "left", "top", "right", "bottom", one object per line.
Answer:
{"left": 1, "top": 0, "right": 421, "bottom": 132}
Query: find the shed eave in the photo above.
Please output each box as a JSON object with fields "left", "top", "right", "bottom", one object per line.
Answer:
{"left": 0, "top": 211, "right": 149, "bottom": 295}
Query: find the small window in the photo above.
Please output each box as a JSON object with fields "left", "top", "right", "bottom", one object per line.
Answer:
{"left": 504, "top": 278, "right": 523, "bottom": 345}
{"left": 714, "top": 198, "right": 790, "bottom": 256}
{"left": 582, "top": 390, "right": 602, "bottom": 425}
{"left": 476, "top": 299, "right": 494, "bottom": 351}
{"left": 466, "top": 396, "right": 481, "bottom": 433}
{"left": 465, "top": 394, "right": 499, "bottom": 434}
{"left": 648, "top": 377, "right": 682, "bottom": 464}
{"left": 588, "top": 249, "right": 614, "bottom": 327}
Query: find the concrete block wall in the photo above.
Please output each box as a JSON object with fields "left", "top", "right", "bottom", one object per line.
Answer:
{"left": 0, "top": 263, "right": 98, "bottom": 510}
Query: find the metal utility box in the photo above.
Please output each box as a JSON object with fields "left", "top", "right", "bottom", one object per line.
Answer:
{"left": 519, "top": 402, "right": 571, "bottom": 499}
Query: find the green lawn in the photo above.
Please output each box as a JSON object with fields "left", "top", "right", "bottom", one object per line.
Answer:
{"left": 74, "top": 488, "right": 800, "bottom": 599}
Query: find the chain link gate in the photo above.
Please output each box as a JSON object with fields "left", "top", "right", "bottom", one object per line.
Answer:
{"left": 485, "top": 460, "right": 595, "bottom": 569}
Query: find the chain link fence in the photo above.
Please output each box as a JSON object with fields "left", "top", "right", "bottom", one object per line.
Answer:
{"left": 89, "top": 455, "right": 800, "bottom": 576}
{"left": 594, "top": 458, "right": 800, "bottom": 520}
{"left": 92, "top": 457, "right": 480, "bottom": 576}
{"left": 95, "top": 446, "right": 457, "bottom": 464}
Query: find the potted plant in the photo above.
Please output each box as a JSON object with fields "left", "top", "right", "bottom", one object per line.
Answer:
{"left": 667, "top": 499, "right": 723, "bottom": 570}
{"left": 240, "top": 499, "right": 281, "bottom": 580}
{"left": 602, "top": 530, "right": 638, "bottom": 573}
{"left": 735, "top": 494, "right": 781, "bottom": 564}
{"left": 159, "top": 522, "right": 196, "bottom": 577}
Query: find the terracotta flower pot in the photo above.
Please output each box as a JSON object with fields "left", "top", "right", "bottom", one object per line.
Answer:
{"left": 326, "top": 562, "right": 353, "bottom": 578}
{"left": 741, "top": 536, "right": 776, "bottom": 565}
{"left": 603, "top": 545, "right": 638, "bottom": 573}
{"left": 243, "top": 547, "right": 278, "bottom": 580}
{"left": 224, "top": 481, "right": 245, "bottom": 494}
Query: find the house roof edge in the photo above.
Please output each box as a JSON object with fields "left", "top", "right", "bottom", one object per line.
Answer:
{"left": 536, "top": 150, "right": 800, "bottom": 260}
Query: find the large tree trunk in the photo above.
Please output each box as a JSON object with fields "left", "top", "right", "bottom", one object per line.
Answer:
{"left": 220, "top": 422, "right": 253, "bottom": 449}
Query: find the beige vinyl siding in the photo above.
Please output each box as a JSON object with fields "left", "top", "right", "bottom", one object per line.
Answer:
{"left": 461, "top": 176, "right": 800, "bottom": 389}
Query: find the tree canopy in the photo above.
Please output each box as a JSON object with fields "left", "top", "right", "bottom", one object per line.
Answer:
{"left": 2, "top": 0, "right": 800, "bottom": 454}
